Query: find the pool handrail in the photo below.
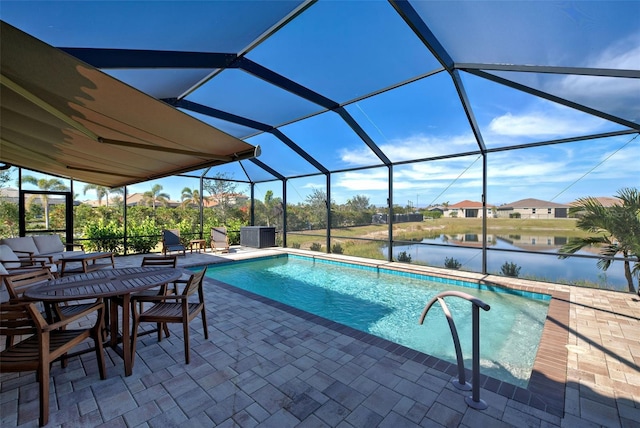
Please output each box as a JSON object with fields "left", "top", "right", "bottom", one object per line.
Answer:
{"left": 419, "top": 291, "right": 491, "bottom": 410}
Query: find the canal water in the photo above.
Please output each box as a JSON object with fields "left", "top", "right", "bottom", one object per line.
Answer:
{"left": 386, "top": 235, "right": 630, "bottom": 291}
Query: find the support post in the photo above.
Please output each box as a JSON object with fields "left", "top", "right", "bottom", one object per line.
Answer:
{"left": 388, "top": 165, "right": 393, "bottom": 261}
{"left": 282, "top": 178, "right": 287, "bottom": 248}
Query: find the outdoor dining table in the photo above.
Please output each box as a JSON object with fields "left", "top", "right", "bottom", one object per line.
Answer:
{"left": 23, "top": 266, "right": 183, "bottom": 376}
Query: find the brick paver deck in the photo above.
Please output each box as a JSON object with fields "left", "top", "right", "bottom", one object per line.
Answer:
{"left": 1, "top": 248, "right": 638, "bottom": 427}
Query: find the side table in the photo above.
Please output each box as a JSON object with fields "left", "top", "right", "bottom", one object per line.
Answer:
{"left": 189, "top": 239, "right": 207, "bottom": 253}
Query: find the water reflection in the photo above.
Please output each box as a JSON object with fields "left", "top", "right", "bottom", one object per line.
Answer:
{"left": 384, "top": 234, "right": 628, "bottom": 291}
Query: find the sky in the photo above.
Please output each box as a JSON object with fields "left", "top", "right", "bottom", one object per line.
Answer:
{"left": 1, "top": 1, "right": 638, "bottom": 208}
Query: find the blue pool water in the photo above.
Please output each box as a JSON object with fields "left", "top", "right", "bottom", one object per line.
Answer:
{"left": 204, "top": 255, "right": 550, "bottom": 387}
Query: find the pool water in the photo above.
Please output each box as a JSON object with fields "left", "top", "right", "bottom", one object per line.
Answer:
{"left": 205, "top": 255, "right": 550, "bottom": 387}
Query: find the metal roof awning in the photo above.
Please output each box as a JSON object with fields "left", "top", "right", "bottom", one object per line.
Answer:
{"left": 0, "top": 21, "right": 259, "bottom": 188}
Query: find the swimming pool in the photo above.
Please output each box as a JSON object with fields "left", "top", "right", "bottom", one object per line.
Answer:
{"left": 204, "top": 254, "right": 550, "bottom": 388}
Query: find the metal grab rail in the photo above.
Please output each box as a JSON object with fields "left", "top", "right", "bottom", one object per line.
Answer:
{"left": 419, "top": 291, "right": 491, "bottom": 410}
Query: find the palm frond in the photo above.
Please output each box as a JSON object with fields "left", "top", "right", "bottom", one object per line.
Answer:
{"left": 558, "top": 236, "right": 608, "bottom": 258}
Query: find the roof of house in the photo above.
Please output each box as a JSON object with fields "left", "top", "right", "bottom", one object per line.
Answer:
{"left": 0, "top": 187, "right": 66, "bottom": 204}
{"left": 569, "top": 196, "right": 622, "bottom": 207}
{"left": 447, "top": 200, "right": 494, "bottom": 209}
{"left": 498, "top": 198, "right": 569, "bottom": 209}
{"left": 124, "top": 192, "right": 180, "bottom": 207}
{"left": 0, "top": 187, "right": 19, "bottom": 199}
{"left": 126, "top": 193, "right": 145, "bottom": 205}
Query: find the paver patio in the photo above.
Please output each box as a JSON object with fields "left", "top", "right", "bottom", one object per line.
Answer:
{"left": 1, "top": 247, "right": 638, "bottom": 427}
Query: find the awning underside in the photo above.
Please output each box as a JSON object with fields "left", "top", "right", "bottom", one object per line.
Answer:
{"left": 0, "top": 22, "right": 258, "bottom": 188}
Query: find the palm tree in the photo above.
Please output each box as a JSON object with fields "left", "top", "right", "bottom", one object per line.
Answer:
{"left": 22, "top": 175, "right": 69, "bottom": 229}
{"left": 142, "top": 184, "right": 170, "bottom": 209}
{"left": 180, "top": 187, "right": 201, "bottom": 209}
{"left": 559, "top": 188, "right": 640, "bottom": 295}
{"left": 107, "top": 187, "right": 124, "bottom": 207}
{"left": 83, "top": 184, "right": 109, "bottom": 206}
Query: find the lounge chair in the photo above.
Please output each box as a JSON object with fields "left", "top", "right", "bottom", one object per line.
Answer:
{"left": 161, "top": 229, "right": 186, "bottom": 256}
{"left": 210, "top": 227, "right": 230, "bottom": 253}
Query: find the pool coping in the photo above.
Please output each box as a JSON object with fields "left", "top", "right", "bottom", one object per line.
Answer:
{"left": 203, "top": 250, "right": 570, "bottom": 418}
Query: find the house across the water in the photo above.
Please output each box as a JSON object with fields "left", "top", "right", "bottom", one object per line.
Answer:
{"left": 496, "top": 198, "right": 570, "bottom": 219}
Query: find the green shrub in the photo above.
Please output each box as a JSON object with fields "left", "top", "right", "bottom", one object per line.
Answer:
{"left": 501, "top": 261, "right": 521, "bottom": 277}
{"left": 397, "top": 251, "right": 412, "bottom": 263}
{"left": 509, "top": 212, "right": 521, "bottom": 219}
{"left": 177, "top": 219, "right": 196, "bottom": 245}
{"left": 331, "top": 243, "right": 344, "bottom": 254}
{"left": 310, "top": 242, "right": 322, "bottom": 251}
{"left": 0, "top": 201, "right": 19, "bottom": 237}
{"left": 127, "top": 218, "right": 161, "bottom": 254}
{"left": 444, "top": 257, "right": 461, "bottom": 269}
{"left": 216, "top": 218, "right": 245, "bottom": 245}
{"left": 423, "top": 210, "right": 442, "bottom": 219}
{"left": 84, "top": 219, "right": 123, "bottom": 253}
{"left": 290, "top": 242, "right": 301, "bottom": 249}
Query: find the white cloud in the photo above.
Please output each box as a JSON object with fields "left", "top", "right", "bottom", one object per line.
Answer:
{"left": 330, "top": 157, "right": 485, "bottom": 205}
{"left": 333, "top": 170, "right": 388, "bottom": 191}
{"left": 587, "top": 32, "right": 640, "bottom": 71}
{"left": 484, "top": 33, "right": 640, "bottom": 142}
{"left": 395, "top": 157, "right": 483, "bottom": 182}
{"left": 488, "top": 152, "right": 569, "bottom": 179}
{"left": 316, "top": 138, "right": 636, "bottom": 206}
{"left": 300, "top": 181, "right": 325, "bottom": 189}
{"left": 488, "top": 104, "right": 608, "bottom": 138}
{"left": 550, "top": 32, "right": 640, "bottom": 122}
{"left": 339, "top": 147, "right": 380, "bottom": 166}
{"left": 339, "top": 132, "right": 478, "bottom": 166}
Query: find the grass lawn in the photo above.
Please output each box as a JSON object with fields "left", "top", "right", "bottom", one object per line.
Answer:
{"left": 286, "top": 218, "right": 586, "bottom": 253}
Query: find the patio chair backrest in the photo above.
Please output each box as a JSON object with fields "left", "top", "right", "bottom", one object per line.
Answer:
{"left": 3, "top": 269, "right": 54, "bottom": 300}
{"left": 161, "top": 229, "right": 186, "bottom": 256}
{"left": 0, "top": 301, "right": 38, "bottom": 337}
{"left": 141, "top": 255, "right": 177, "bottom": 268}
{"left": 163, "top": 229, "right": 181, "bottom": 245}
{"left": 210, "top": 227, "right": 230, "bottom": 253}
{"left": 211, "top": 227, "right": 228, "bottom": 243}
{"left": 182, "top": 267, "right": 207, "bottom": 298}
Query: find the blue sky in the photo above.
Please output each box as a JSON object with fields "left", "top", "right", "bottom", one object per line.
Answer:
{"left": 2, "top": 1, "right": 638, "bottom": 207}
